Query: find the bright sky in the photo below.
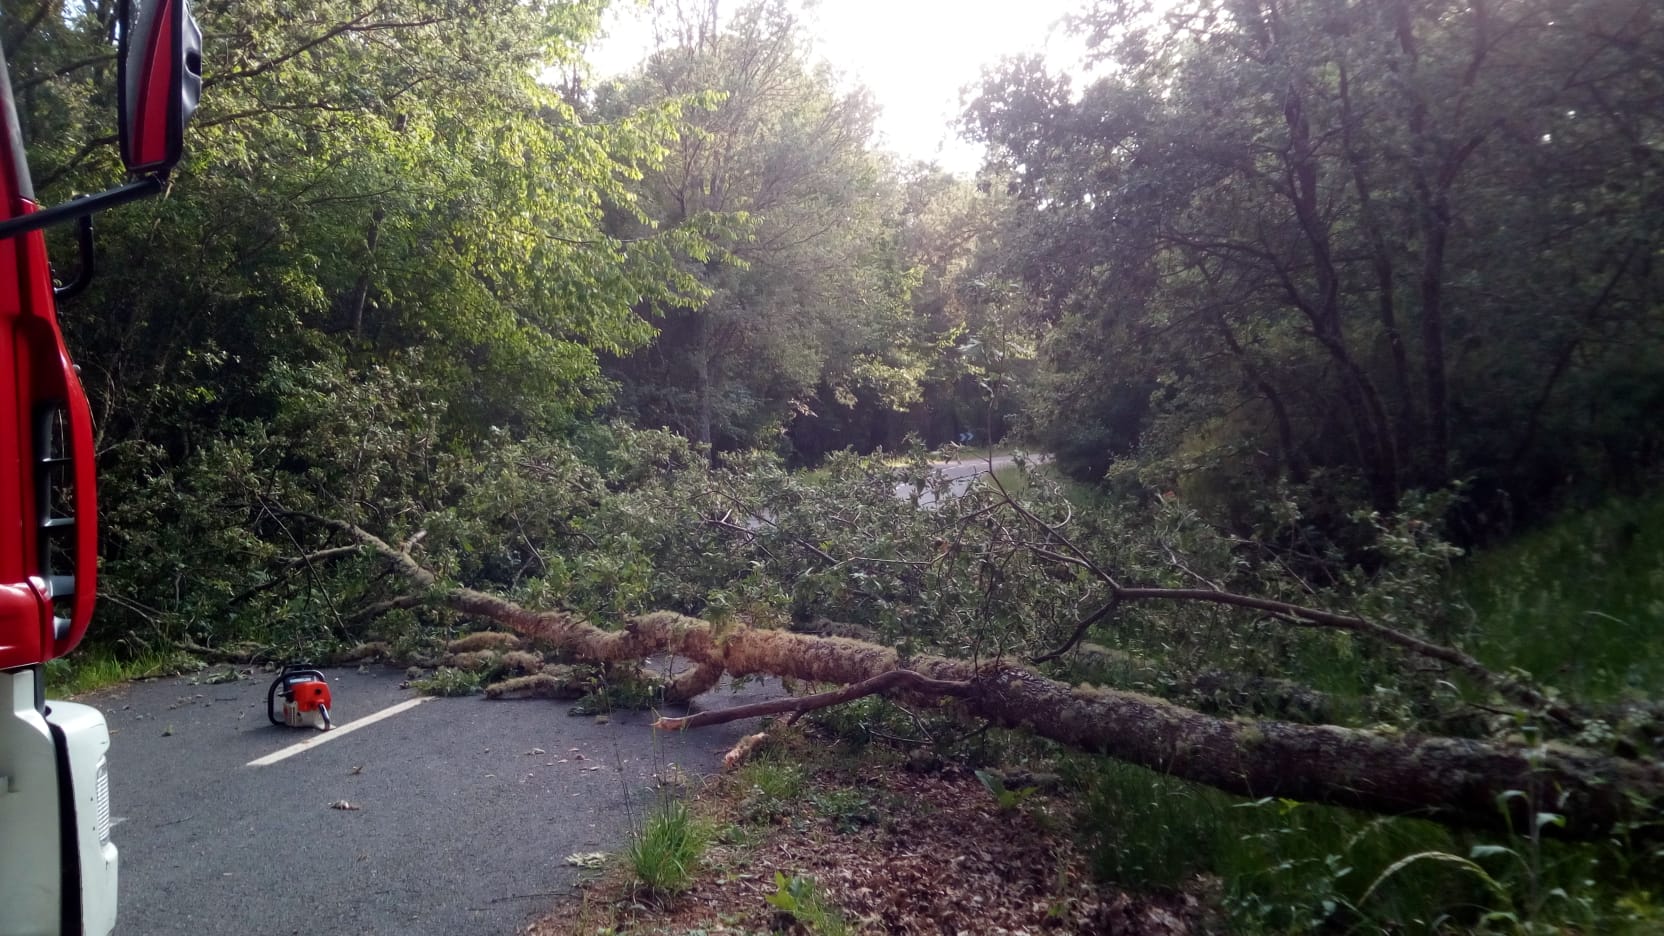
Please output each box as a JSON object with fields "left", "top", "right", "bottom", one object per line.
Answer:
{"left": 586, "top": 0, "right": 1091, "bottom": 175}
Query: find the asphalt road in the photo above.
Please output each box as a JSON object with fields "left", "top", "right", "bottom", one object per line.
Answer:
{"left": 894, "top": 453, "right": 1025, "bottom": 505}
{"left": 83, "top": 663, "right": 778, "bottom": 935}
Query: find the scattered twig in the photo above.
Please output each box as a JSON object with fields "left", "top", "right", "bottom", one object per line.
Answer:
{"left": 257, "top": 500, "right": 347, "bottom": 633}
{"left": 345, "top": 593, "right": 424, "bottom": 625}
{"left": 703, "top": 515, "right": 779, "bottom": 561}
{"left": 283, "top": 545, "right": 361, "bottom": 568}
{"left": 861, "top": 724, "right": 934, "bottom": 746}
{"left": 702, "top": 489, "right": 837, "bottom": 564}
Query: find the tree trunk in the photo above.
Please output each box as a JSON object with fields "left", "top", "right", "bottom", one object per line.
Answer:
{"left": 346, "top": 114, "right": 403, "bottom": 339}
{"left": 695, "top": 316, "right": 714, "bottom": 449}
{"left": 322, "top": 520, "right": 1664, "bottom": 842}
{"left": 1278, "top": 72, "right": 1399, "bottom": 506}
{"left": 348, "top": 207, "right": 384, "bottom": 339}
{"left": 1417, "top": 200, "right": 1451, "bottom": 483}
{"left": 1338, "top": 61, "right": 1417, "bottom": 465}
{"left": 1392, "top": 0, "right": 1491, "bottom": 487}
{"left": 1211, "top": 306, "right": 1304, "bottom": 481}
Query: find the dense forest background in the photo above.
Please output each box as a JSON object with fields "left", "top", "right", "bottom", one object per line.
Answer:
{"left": 5, "top": 0, "right": 1663, "bottom": 929}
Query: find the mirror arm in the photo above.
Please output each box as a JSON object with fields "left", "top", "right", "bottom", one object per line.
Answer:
{"left": 52, "top": 215, "right": 96, "bottom": 300}
{"left": 0, "top": 175, "right": 164, "bottom": 242}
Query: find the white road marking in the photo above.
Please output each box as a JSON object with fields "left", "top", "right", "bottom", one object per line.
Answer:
{"left": 246, "top": 697, "right": 432, "bottom": 767}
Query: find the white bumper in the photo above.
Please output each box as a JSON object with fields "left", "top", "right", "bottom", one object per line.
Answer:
{"left": 0, "top": 668, "right": 117, "bottom": 936}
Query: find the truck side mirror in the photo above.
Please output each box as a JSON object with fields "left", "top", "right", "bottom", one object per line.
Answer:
{"left": 117, "top": 0, "right": 201, "bottom": 176}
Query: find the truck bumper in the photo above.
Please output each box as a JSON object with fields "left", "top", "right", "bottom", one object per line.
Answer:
{"left": 0, "top": 668, "right": 117, "bottom": 936}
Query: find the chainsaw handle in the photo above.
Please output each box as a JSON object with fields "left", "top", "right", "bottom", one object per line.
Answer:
{"left": 266, "top": 674, "right": 285, "bottom": 726}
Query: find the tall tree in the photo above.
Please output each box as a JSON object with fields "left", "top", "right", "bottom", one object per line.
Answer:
{"left": 598, "top": 0, "right": 922, "bottom": 454}
{"left": 968, "top": 0, "right": 1664, "bottom": 520}
{"left": 5, "top": 0, "right": 713, "bottom": 443}
{"left": 3, "top": 0, "right": 711, "bottom": 642}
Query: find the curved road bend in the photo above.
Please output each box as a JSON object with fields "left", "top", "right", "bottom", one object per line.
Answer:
{"left": 894, "top": 453, "right": 1029, "bottom": 505}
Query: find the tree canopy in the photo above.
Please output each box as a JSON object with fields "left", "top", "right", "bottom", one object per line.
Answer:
{"left": 595, "top": 0, "right": 930, "bottom": 453}
{"left": 968, "top": 0, "right": 1664, "bottom": 523}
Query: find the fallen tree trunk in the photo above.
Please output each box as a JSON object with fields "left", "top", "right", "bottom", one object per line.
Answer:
{"left": 311, "top": 515, "right": 1664, "bottom": 841}
{"left": 655, "top": 669, "right": 975, "bottom": 730}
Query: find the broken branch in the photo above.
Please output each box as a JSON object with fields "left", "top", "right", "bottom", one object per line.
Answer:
{"left": 653, "top": 669, "right": 972, "bottom": 731}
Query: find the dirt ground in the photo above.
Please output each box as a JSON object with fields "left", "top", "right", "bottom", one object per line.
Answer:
{"left": 526, "top": 736, "right": 1210, "bottom": 936}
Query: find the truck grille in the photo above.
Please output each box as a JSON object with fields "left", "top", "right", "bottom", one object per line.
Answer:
{"left": 94, "top": 757, "right": 111, "bottom": 845}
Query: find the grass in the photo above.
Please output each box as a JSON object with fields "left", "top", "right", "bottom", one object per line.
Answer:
{"left": 734, "top": 756, "right": 806, "bottom": 824}
{"left": 43, "top": 646, "right": 200, "bottom": 696}
{"left": 988, "top": 461, "right": 1030, "bottom": 496}
{"left": 1455, "top": 492, "right": 1664, "bottom": 702}
{"left": 809, "top": 787, "right": 878, "bottom": 833}
{"left": 625, "top": 798, "right": 709, "bottom": 897}
{"left": 1065, "top": 755, "right": 1660, "bottom": 933}
{"left": 738, "top": 757, "right": 806, "bottom": 800}
{"left": 568, "top": 677, "right": 665, "bottom": 715}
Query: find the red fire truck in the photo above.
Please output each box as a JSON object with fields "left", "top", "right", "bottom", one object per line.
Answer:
{"left": 0, "top": 0, "right": 199, "bottom": 931}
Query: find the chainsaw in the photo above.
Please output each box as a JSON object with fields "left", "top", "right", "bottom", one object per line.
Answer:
{"left": 266, "top": 665, "right": 334, "bottom": 731}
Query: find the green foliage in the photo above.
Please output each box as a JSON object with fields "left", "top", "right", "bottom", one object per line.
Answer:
{"left": 567, "top": 676, "right": 665, "bottom": 716}
{"left": 410, "top": 667, "right": 484, "bottom": 697}
{"left": 597, "top": 1, "right": 935, "bottom": 455}
{"left": 765, "top": 872, "right": 851, "bottom": 936}
{"left": 809, "top": 788, "right": 877, "bottom": 834}
{"left": 43, "top": 648, "right": 202, "bottom": 696}
{"left": 5, "top": 0, "right": 1655, "bottom": 926}
{"left": 626, "top": 799, "right": 709, "bottom": 897}
{"left": 6, "top": 0, "right": 717, "bottom": 656}
{"left": 806, "top": 693, "right": 948, "bottom": 751}
{"left": 1457, "top": 493, "right": 1664, "bottom": 703}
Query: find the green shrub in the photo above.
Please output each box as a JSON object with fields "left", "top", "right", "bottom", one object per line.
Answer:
{"left": 974, "top": 769, "right": 1040, "bottom": 813}
{"left": 44, "top": 647, "right": 200, "bottom": 696}
{"left": 1066, "top": 754, "right": 1661, "bottom": 933}
{"left": 766, "top": 872, "right": 851, "bottom": 936}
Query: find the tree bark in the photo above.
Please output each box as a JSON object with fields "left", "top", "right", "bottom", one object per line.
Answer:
{"left": 1392, "top": 0, "right": 1492, "bottom": 486}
